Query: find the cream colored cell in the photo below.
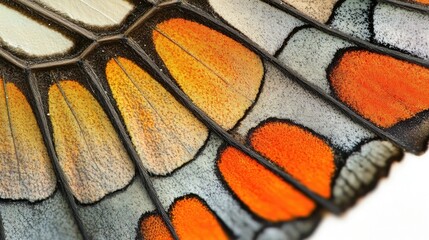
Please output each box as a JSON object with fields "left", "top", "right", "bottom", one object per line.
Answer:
{"left": 0, "top": 80, "right": 55, "bottom": 202}
{"left": 0, "top": 3, "right": 73, "bottom": 56}
{"left": 105, "top": 57, "right": 208, "bottom": 175}
{"left": 34, "top": 0, "right": 134, "bottom": 27}
{"left": 49, "top": 80, "right": 134, "bottom": 204}
{"left": 283, "top": 0, "right": 340, "bottom": 23}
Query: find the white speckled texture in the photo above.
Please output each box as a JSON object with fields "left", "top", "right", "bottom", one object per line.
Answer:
{"left": 329, "top": 0, "right": 372, "bottom": 40}
{"left": 0, "top": 191, "right": 82, "bottom": 240}
{"left": 208, "top": 0, "right": 304, "bottom": 54}
{"left": 374, "top": 3, "right": 429, "bottom": 59}
{"left": 235, "top": 62, "right": 372, "bottom": 152}
{"left": 78, "top": 178, "right": 155, "bottom": 240}
{"left": 278, "top": 28, "right": 353, "bottom": 93}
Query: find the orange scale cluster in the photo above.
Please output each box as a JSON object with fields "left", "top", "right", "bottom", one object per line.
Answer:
{"left": 411, "top": 0, "right": 429, "bottom": 4}
{"left": 330, "top": 50, "right": 429, "bottom": 128}
{"left": 140, "top": 214, "right": 172, "bottom": 240}
{"left": 139, "top": 196, "right": 228, "bottom": 240}
{"left": 250, "top": 121, "right": 335, "bottom": 198}
{"left": 218, "top": 147, "right": 316, "bottom": 222}
{"left": 217, "top": 120, "right": 335, "bottom": 222}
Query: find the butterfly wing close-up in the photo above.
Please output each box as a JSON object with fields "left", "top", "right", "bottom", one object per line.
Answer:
{"left": 0, "top": 0, "right": 428, "bottom": 239}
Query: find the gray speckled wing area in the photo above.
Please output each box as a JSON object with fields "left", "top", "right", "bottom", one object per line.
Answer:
{"left": 207, "top": 0, "right": 304, "bottom": 54}
{"left": 278, "top": 28, "right": 352, "bottom": 93}
{"left": 373, "top": 3, "right": 429, "bottom": 59}
{"left": 235, "top": 62, "right": 371, "bottom": 151}
{"left": 328, "top": 0, "right": 372, "bottom": 40}
{"left": 0, "top": 190, "right": 81, "bottom": 240}
{"left": 78, "top": 178, "right": 155, "bottom": 239}
{"left": 329, "top": 0, "right": 429, "bottom": 59}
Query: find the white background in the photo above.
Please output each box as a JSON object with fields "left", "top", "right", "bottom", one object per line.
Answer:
{"left": 311, "top": 151, "right": 429, "bottom": 240}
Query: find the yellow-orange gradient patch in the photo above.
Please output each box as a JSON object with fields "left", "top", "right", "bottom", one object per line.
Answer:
{"left": 250, "top": 121, "right": 335, "bottom": 198}
{"left": 139, "top": 196, "right": 228, "bottom": 240}
{"left": 0, "top": 79, "right": 55, "bottom": 201}
{"left": 330, "top": 50, "right": 429, "bottom": 128}
{"left": 49, "top": 80, "right": 134, "bottom": 204}
{"left": 218, "top": 147, "right": 315, "bottom": 222}
{"left": 105, "top": 57, "right": 208, "bottom": 175}
{"left": 153, "top": 18, "right": 263, "bottom": 130}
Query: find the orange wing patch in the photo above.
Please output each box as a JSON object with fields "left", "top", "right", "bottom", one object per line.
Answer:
{"left": 49, "top": 80, "right": 134, "bottom": 203}
{"left": 218, "top": 147, "right": 315, "bottom": 222}
{"left": 250, "top": 121, "right": 335, "bottom": 198}
{"left": 171, "top": 196, "right": 228, "bottom": 240}
{"left": 140, "top": 214, "right": 173, "bottom": 240}
{"left": 0, "top": 80, "right": 55, "bottom": 201}
{"left": 105, "top": 57, "right": 208, "bottom": 175}
{"left": 329, "top": 49, "right": 429, "bottom": 128}
{"left": 218, "top": 120, "right": 335, "bottom": 222}
{"left": 152, "top": 18, "right": 263, "bottom": 130}
{"left": 412, "top": 0, "right": 429, "bottom": 4}
{"left": 139, "top": 195, "right": 228, "bottom": 240}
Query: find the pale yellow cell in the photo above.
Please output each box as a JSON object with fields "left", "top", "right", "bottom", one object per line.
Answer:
{"left": 105, "top": 57, "right": 208, "bottom": 175}
{"left": 49, "top": 80, "right": 134, "bottom": 204}
{"left": 0, "top": 80, "right": 55, "bottom": 202}
{"left": 153, "top": 18, "right": 263, "bottom": 130}
{"left": 283, "top": 0, "right": 340, "bottom": 23}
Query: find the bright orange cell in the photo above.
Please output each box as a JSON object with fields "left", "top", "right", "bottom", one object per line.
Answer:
{"left": 218, "top": 147, "right": 316, "bottom": 222}
{"left": 250, "top": 121, "right": 335, "bottom": 198}
{"left": 139, "top": 214, "right": 173, "bottom": 240}
{"left": 153, "top": 18, "right": 263, "bottom": 130}
{"left": 139, "top": 196, "right": 228, "bottom": 240}
{"left": 330, "top": 50, "right": 429, "bottom": 128}
{"left": 171, "top": 196, "right": 228, "bottom": 240}
{"left": 411, "top": 0, "right": 429, "bottom": 5}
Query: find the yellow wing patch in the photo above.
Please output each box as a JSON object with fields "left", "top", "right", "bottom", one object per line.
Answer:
{"left": 105, "top": 57, "right": 208, "bottom": 175}
{"left": 0, "top": 79, "right": 55, "bottom": 202}
{"left": 48, "top": 80, "right": 134, "bottom": 204}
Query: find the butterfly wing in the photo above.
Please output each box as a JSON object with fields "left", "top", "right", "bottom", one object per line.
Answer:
{"left": 0, "top": 0, "right": 427, "bottom": 239}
